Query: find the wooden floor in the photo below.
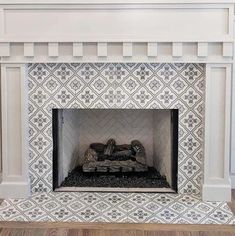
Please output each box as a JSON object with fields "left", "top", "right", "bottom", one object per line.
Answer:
{"left": 0, "top": 191, "right": 234, "bottom": 236}
{"left": 228, "top": 190, "right": 235, "bottom": 215}
{"left": 0, "top": 222, "right": 235, "bottom": 236}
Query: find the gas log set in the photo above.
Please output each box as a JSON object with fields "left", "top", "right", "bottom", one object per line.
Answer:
{"left": 82, "top": 139, "right": 148, "bottom": 173}
{"left": 59, "top": 138, "right": 171, "bottom": 189}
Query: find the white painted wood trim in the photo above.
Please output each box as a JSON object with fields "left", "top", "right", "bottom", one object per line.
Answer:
{"left": 197, "top": 43, "right": 208, "bottom": 57}
{"left": 123, "top": 43, "right": 132, "bottom": 57}
{"left": 0, "top": 8, "right": 4, "bottom": 36}
{"left": 172, "top": 42, "right": 182, "bottom": 57}
{"left": 73, "top": 42, "right": 83, "bottom": 57}
{"left": 203, "top": 63, "right": 232, "bottom": 201}
{"left": 0, "top": 2, "right": 232, "bottom": 43}
{"left": 223, "top": 42, "right": 233, "bottom": 57}
{"left": 0, "top": 0, "right": 234, "bottom": 4}
{"left": 0, "top": 43, "right": 10, "bottom": 57}
{"left": 231, "top": 61, "right": 235, "bottom": 178}
{"left": 24, "top": 42, "right": 34, "bottom": 57}
{"left": 48, "top": 42, "right": 59, "bottom": 57}
{"left": 228, "top": 4, "right": 234, "bottom": 39}
{"left": 97, "top": 42, "right": 107, "bottom": 57}
{"left": 0, "top": 42, "right": 232, "bottom": 63}
{"left": 0, "top": 64, "right": 29, "bottom": 198}
{"left": 147, "top": 42, "right": 157, "bottom": 57}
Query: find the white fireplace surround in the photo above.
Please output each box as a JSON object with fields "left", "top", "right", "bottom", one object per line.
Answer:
{"left": 0, "top": 0, "right": 234, "bottom": 202}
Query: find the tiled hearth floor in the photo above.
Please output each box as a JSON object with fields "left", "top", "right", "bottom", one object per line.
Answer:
{"left": 0, "top": 192, "right": 234, "bottom": 224}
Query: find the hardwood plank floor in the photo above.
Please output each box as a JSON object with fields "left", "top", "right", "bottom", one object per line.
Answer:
{"left": 228, "top": 190, "right": 235, "bottom": 215}
{"left": 0, "top": 227, "right": 234, "bottom": 236}
{"left": 0, "top": 191, "right": 234, "bottom": 236}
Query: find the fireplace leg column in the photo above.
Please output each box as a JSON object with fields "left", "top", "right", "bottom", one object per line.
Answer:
{"left": 203, "top": 64, "right": 232, "bottom": 202}
{"left": 0, "top": 64, "right": 30, "bottom": 198}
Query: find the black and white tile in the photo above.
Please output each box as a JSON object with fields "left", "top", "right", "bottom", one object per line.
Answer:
{"left": 28, "top": 63, "right": 204, "bottom": 194}
{"left": 0, "top": 192, "right": 234, "bottom": 224}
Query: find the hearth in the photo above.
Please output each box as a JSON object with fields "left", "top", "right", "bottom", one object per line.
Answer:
{"left": 52, "top": 109, "right": 178, "bottom": 192}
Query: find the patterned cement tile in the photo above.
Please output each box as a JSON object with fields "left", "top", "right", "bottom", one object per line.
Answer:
{"left": 28, "top": 63, "right": 205, "bottom": 195}
{"left": 0, "top": 192, "right": 234, "bottom": 224}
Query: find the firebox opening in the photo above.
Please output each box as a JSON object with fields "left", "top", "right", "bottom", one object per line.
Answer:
{"left": 52, "top": 109, "right": 178, "bottom": 193}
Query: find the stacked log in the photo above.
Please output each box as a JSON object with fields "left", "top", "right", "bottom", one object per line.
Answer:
{"left": 131, "top": 140, "right": 146, "bottom": 165}
{"left": 83, "top": 148, "right": 98, "bottom": 163}
{"left": 90, "top": 143, "right": 106, "bottom": 153}
{"left": 83, "top": 160, "right": 148, "bottom": 172}
{"left": 82, "top": 139, "right": 148, "bottom": 173}
{"left": 104, "top": 139, "right": 116, "bottom": 156}
{"left": 114, "top": 144, "right": 132, "bottom": 152}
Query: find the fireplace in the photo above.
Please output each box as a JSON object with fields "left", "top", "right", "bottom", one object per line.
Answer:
{"left": 0, "top": 1, "right": 232, "bottom": 203}
{"left": 52, "top": 108, "right": 178, "bottom": 192}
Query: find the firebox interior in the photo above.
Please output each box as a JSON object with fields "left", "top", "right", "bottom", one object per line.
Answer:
{"left": 52, "top": 109, "right": 178, "bottom": 192}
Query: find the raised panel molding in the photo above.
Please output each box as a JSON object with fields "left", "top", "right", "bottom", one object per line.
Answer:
{"left": 0, "top": 64, "right": 29, "bottom": 198}
{"left": 203, "top": 64, "right": 232, "bottom": 201}
{"left": 1, "top": 4, "right": 232, "bottom": 41}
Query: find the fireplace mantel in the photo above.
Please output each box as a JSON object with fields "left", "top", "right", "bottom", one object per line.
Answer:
{"left": 0, "top": 0, "right": 234, "bottom": 63}
{"left": 0, "top": 0, "right": 234, "bottom": 202}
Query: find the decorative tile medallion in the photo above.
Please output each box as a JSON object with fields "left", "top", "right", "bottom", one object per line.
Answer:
{"left": 28, "top": 63, "right": 205, "bottom": 195}
{"left": 0, "top": 192, "right": 234, "bottom": 224}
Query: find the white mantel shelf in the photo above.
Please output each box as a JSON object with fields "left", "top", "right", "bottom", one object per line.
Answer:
{"left": 0, "top": 0, "right": 234, "bottom": 202}
{"left": 0, "top": 0, "right": 234, "bottom": 63}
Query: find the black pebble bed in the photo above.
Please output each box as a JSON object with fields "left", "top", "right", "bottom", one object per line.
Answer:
{"left": 60, "top": 167, "right": 171, "bottom": 189}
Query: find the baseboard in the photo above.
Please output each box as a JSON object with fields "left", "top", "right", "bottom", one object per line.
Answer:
{"left": 0, "top": 181, "right": 30, "bottom": 198}
{"left": 231, "top": 175, "right": 235, "bottom": 189}
{"left": 202, "top": 183, "right": 231, "bottom": 201}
